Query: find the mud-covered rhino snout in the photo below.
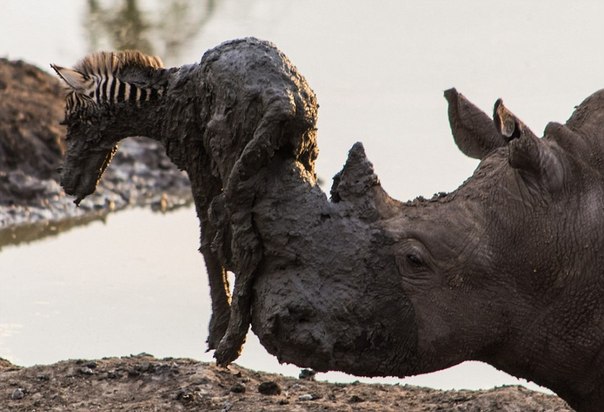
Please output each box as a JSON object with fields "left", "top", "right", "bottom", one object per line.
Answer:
{"left": 251, "top": 267, "right": 420, "bottom": 377}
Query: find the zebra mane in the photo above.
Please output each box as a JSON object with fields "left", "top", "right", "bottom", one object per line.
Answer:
{"left": 74, "top": 50, "right": 164, "bottom": 79}
{"left": 54, "top": 50, "right": 168, "bottom": 114}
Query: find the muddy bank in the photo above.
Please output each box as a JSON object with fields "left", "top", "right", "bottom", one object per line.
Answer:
{"left": 0, "top": 355, "right": 571, "bottom": 411}
{"left": 0, "top": 57, "right": 192, "bottom": 246}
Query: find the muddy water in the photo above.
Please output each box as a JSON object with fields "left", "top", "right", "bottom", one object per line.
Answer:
{"left": 3, "top": 0, "right": 604, "bottom": 392}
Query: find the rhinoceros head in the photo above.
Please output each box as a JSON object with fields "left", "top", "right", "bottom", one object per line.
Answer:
{"left": 251, "top": 88, "right": 604, "bottom": 411}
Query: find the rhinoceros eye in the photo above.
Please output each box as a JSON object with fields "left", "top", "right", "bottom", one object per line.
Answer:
{"left": 406, "top": 253, "right": 424, "bottom": 267}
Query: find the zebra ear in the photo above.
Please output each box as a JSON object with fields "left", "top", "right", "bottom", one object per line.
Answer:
{"left": 51, "top": 64, "right": 89, "bottom": 91}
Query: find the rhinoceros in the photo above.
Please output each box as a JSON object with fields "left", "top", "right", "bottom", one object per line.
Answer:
{"left": 53, "top": 38, "right": 603, "bottom": 411}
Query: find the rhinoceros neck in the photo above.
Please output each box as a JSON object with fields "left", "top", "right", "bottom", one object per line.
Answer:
{"left": 489, "top": 345, "right": 604, "bottom": 411}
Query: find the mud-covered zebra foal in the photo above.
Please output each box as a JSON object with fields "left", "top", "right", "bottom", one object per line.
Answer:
{"left": 52, "top": 38, "right": 319, "bottom": 365}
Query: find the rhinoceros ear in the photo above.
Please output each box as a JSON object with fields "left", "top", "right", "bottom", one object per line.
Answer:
{"left": 444, "top": 88, "right": 507, "bottom": 160}
{"left": 493, "top": 99, "right": 541, "bottom": 172}
{"left": 493, "top": 99, "right": 564, "bottom": 189}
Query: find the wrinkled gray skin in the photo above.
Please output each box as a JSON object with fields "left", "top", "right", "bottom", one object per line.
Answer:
{"left": 57, "top": 38, "right": 604, "bottom": 411}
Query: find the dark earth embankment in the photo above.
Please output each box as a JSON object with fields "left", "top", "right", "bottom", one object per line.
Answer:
{"left": 0, "top": 355, "right": 571, "bottom": 412}
{"left": 0, "top": 58, "right": 573, "bottom": 410}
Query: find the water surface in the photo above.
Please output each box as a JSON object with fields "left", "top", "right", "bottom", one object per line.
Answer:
{"left": 0, "top": 207, "right": 545, "bottom": 391}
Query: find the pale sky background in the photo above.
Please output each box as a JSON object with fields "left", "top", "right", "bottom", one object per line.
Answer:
{"left": 2, "top": 0, "right": 604, "bottom": 393}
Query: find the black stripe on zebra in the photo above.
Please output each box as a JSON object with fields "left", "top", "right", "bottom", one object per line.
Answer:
{"left": 100, "top": 76, "right": 108, "bottom": 101}
{"left": 117, "top": 80, "right": 126, "bottom": 102}
{"left": 109, "top": 77, "right": 117, "bottom": 102}
{"left": 95, "top": 79, "right": 102, "bottom": 102}
{"left": 150, "top": 88, "right": 159, "bottom": 100}
{"left": 128, "top": 84, "right": 138, "bottom": 101}
{"left": 139, "top": 88, "right": 148, "bottom": 101}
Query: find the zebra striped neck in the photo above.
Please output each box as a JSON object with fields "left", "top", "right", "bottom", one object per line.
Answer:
{"left": 65, "top": 74, "right": 165, "bottom": 113}
{"left": 92, "top": 73, "right": 164, "bottom": 103}
{"left": 53, "top": 50, "right": 166, "bottom": 114}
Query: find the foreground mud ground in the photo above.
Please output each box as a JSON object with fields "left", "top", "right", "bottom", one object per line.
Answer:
{"left": 0, "top": 355, "right": 571, "bottom": 411}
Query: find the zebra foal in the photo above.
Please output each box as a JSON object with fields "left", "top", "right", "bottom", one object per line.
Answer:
{"left": 52, "top": 38, "right": 319, "bottom": 364}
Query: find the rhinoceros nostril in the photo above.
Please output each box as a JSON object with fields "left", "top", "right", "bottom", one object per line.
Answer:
{"left": 287, "top": 303, "right": 316, "bottom": 323}
{"left": 287, "top": 304, "right": 315, "bottom": 323}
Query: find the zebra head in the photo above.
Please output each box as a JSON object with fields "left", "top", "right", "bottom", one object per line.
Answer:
{"left": 52, "top": 50, "right": 165, "bottom": 205}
